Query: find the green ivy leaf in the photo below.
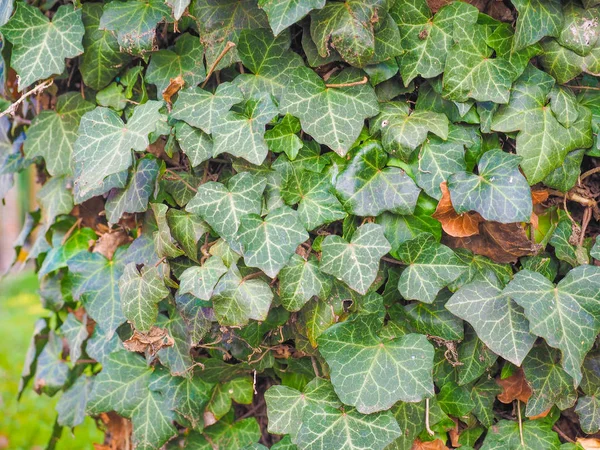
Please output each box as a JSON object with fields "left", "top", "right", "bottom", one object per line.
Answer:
{"left": 186, "top": 172, "right": 266, "bottom": 246}
{"left": 131, "top": 389, "right": 177, "bottom": 450}
{"left": 390, "top": 0, "right": 479, "bottom": 86}
{"left": 38, "top": 227, "right": 96, "bottom": 278}
{"left": 34, "top": 331, "right": 69, "bottom": 396}
{"left": 105, "top": 156, "right": 159, "bottom": 225}
{"left": 504, "top": 265, "right": 600, "bottom": 385}
{"left": 456, "top": 327, "right": 498, "bottom": 386}
{"left": 99, "top": 0, "right": 170, "bottom": 55}
{"left": 73, "top": 101, "right": 163, "bottom": 197}
{"left": 167, "top": 208, "right": 208, "bottom": 261}
{"left": 576, "top": 395, "right": 600, "bottom": 434}
{"left": 334, "top": 141, "right": 421, "bottom": 216}
{"left": 558, "top": 3, "right": 600, "bottom": 56}
{"left": 187, "top": 415, "right": 261, "bottom": 449}
{"left": 238, "top": 206, "right": 308, "bottom": 277}
{"left": 156, "top": 311, "right": 194, "bottom": 377}
{"left": 491, "top": 65, "right": 592, "bottom": 184}
{"left": 68, "top": 249, "right": 127, "bottom": 339}
{"left": 174, "top": 122, "right": 213, "bottom": 167}
{"left": 318, "top": 314, "right": 434, "bottom": 413}
{"left": 119, "top": 263, "right": 170, "bottom": 331}
{"left": 56, "top": 375, "right": 93, "bottom": 428}
{"left": 281, "top": 67, "right": 379, "bottom": 156}
{"left": 278, "top": 254, "right": 332, "bottom": 312}
{"left": 152, "top": 203, "right": 185, "bottom": 258}
{"left": 265, "top": 114, "right": 303, "bottom": 160}
{"left": 212, "top": 264, "right": 273, "bottom": 326}
{"left": 0, "top": 3, "right": 84, "bottom": 90}
{"left": 80, "top": 3, "right": 131, "bottom": 91}
{"left": 37, "top": 176, "right": 74, "bottom": 227}
{"left": 179, "top": 257, "right": 229, "bottom": 301}
{"left": 438, "top": 381, "right": 475, "bottom": 417}
{"left": 320, "top": 223, "right": 391, "bottom": 295}
{"left": 480, "top": 419, "right": 560, "bottom": 449}
{"left": 512, "top": 0, "right": 563, "bottom": 51}
{"left": 543, "top": 149, "right": 585, "bottom": 193}
{"left": 213, "top": 92, "right": 279, "bottom": 165}
{"left": 471, "top": 379, "right": 501, "bottom": 428}
{"left": 523, "top": 344, "right": 576, "bottom": 417}
{"left": 396, "top": 233, "right": 466, "bottom": 303}
{"left": 166, "top": 0, "right": 190, "bottom": 20}
{"left": 61, "top": 312, "right": 89, "bottom": 362}
{"left": 146, "top": 33, "right": 206, "bottom": 94}
{"left": 447, "top": 149, "right": 532, "bottom": 223}
{"left": 259, "top": 0, "right": 325, "bottom": 36}
{"left": 24, "top": 93, "right": 94, "bottom": 177}
{"left": 446, "top": 273, "right": 535, "bottom": 366}
{"left": 377, "top": 210, "right": 441, "bottom": 258}
{"left": 372, "top": 102, "right": 449, "bottom": 160}
{"left": 404, "top": 290, "right": 463, "bottom": 341}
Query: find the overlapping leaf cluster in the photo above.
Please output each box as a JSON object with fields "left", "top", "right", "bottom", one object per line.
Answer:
{"left": 1, "top": 0, "right": 600, "bottom": 448}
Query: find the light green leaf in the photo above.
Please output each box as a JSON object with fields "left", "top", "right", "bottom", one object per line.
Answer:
{"left": 61, "top": 313, "right": 89, "bottom": 362}
{"left": 278, "top": 254, "right": 332, "bottom": 312}
{"left": 456, "top": 327, "right": 498, "bottom": 386}
{"left": 390, "top": 0, "right": 479, "bottom": 86}
{"left": 404, "top": 290, "right": 463, "bottom": 341}
{"left": 119, "top": 262, "right": 170, "bottom": 331}
{"left": 318, "top": 314, "right": 434, "bottom": 413}
{"left": 372, "top": 102, "right": 449, "bottom": 160}
{"left": 377, "top": 210, "right": 441, "bottom": 259}
{"left": 175, "top": 122, "right": 213, "bottom": 167}
{"left": 265, "top": 377, "right": 340, "bottom": 439}
{"left": 442, "top": 23, "right": 516, "bottom": 104}
{"left": 558, "top": 3, "right": 600, "bottom": 56}
{"left": 167, "top": 209, "right": 208, "bottom": 261}
{"left": 99, "top": 0, "right": 170, "bottom": 55}
{"left": 480, "top": 419, "right": 560, "bottom": 450}
{"left": 192, "top": 0, "right": 268, "bottom": 70}
{"left": 259, "top": 0, "right": 325, "bottom": 36}
{"left": 80, "top": 3, "right": 131, "bottom": 91}
{"left": 446, "top": 272, "right": 535, "bottom": 366}
{"left": 523, "top": 344, "right": 576, "bottom": 417}
{"left": 106, "top": 156, "right": 159, "bottom": 225}
{"left": 186, "top": 172, "right": 266, "bottom": 245}
{"left": 320, "top": 223, "right": 391, "bottom": 295}
{"left": 38, "top": 227, "right": 96, "bottom": 277}
{"left": 24, "top": 92, "right": 94, "bottom": 177}
{"left": 236, "top": 28, "right": 304, "bottom": 101}
{"left": 37, "top": 176, "right": 74, "bottom": 228}
{"left": 281, "top": 67, "right": 379, "bottom": 156}
{"left": 171, "top": 82, "right": 244, "bottom": 134}
{"left": 296, "top": 399, "right": 402, "bottom": 450}
{"left": 543, "top": 149, "right": 585, "bottom": 193}
{"left": 156, "top": 311, "right": 194, "bottom": 377}
{"left": 152, "top": 203, "right": 185, "bottom": 258}
{"left": 512, "top": 0, "right": 563, "bottom": 51}
{"left": 238, "top": 206, "right": 308, "bottom": 278}
{"left": 131, "top": 390, "right": 177, "bottom": 450}
{"left": 550, "top": 213, "right": 589, "bottom": 267}
{"left": 212, "top": 264, "right": 273, "bottom": 326}
{"left": 505, "top": 266, "right": 600, "bottom": 385}
{"left": 491, "top": 66, "right": 592, "bottom": 184}
{"left": 309, "top": 0, "right": 384, "bottom": 67}
{"left": 447, "top": 149, "right": 532, "bottom": 223}
{"left": 68, "top": 249, "right": 127, "bottom": 338}
{"left": 187, "top": 415, "right": 261, "bottom": 449}
{"left": 471, "top": 378, "right": 501, "bottom": 428}
{"left": 0, "top": 3, "right": 84, "bottom": 90}
{"left": 539, "top": 39, "right": 600, "bottom": 84}
{"left": 73, "top": 101, "right": 163, "bottom": 197}
{"left": 56, "top": 375, "right": 93, "bottom": 428}
{"left": 213, "top": 92, "right": 279, "bottom": 165}
{"left": 265, "top": 114, "right": 303, "bottom": 160}
{"left": 179, "top": 257, "right": 228, "bottom": 301}
{"left": 34, "top": 331, "right": 69, "bottom": 396}
{"left": 334, "top": 141, "right": 421, "bottom": 216}
{"left": 438, "top": 381, "right": 475, "bottom": 417}
{"left": 396, "top": 233, "right": 466, "bottom": 303}
{"left": 146, "top": 33, "right": 206, "bottom": 93}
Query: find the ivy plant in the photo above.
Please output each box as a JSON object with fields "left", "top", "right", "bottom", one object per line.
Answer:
{"left": 1, "top": 0, "right": 600, "bottom": 448}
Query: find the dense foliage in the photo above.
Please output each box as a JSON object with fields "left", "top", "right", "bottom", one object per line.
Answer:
{"left": 1, "top": 0, "right": 600, "bottom": 448}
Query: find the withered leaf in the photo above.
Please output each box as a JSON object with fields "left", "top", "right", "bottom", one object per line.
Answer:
{"left": 411, "top": 438, "right": 450, "bottom": 450}
{"left": 123, "top": 326, "right": 174, "bottom": 357}
{"left": 496, "top": 367, "right": 532, "bottom": 404}
{"left": 93, "top": 229, "right": 131, "bottom": 260}
{"left": 433, "top": 181, "right": 483, "bottom": 237}
{"left": 162, "top": 75, "right": 185, "bottom": 104}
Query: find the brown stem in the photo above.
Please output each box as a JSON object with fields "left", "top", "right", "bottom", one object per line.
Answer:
{"left": 381, "top": 256, "right": 405, "bottom": 265}
{"left": 552, "top": 425, "right": 575, "bottom": 444}
{"left": 0, "top": 79, "right": 54, "bottom": 119}
{"left": 548, "top": 189, "right": 596, "bottom": 208}
{"left": 241, "top": 271, "right": 265, "bottom": 282}
{"left": 580, "top": 207, "right": 592, "bottom": 247}
{"left": 325, "top": 76, "right": 369, "bottom": 88}
{"left": 580, "top": 166, "right": 600, "bottom": 182}
{"left": 201, "top": 41, "right": 236, "bottom": 89}
{"left": 565, "top": 84, "right": 600, "bottom": 91}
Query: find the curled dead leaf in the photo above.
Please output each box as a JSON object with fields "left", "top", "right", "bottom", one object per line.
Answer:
{"left": 411, "top": 438, "right": 450, "bottom": 450}
{"left": 94, "top": 412, "right": 133, "bottom": 450}
{"left": 496, "top": 367, "right": 531, "bottom": 404}
{"left": 433, "top": 182, "right": 483, "bottom": 237}
{"left": 578, "top": 438, "right": 600, "bottom": 449}
{"left": 93, "top": 229, "right": 131, "bottom": 260}
{"left": 443, "top": 221, "right": 541, "bottom": 264}
{"left": 162, "top": 75, "right": 185, "bottom": 104}
{"left": 123, "top": 326, "right": 174, "bottom": 357}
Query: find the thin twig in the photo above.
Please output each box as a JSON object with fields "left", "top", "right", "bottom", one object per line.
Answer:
{"left": 580, "top": 207, "right": 592, "bottom": 247}
{"left": 553, "top": 424, "right": 575, "bottom": 444}
{"left": 154, "top": 256, "right": 167, "bottom": 267}
{"left": 241, "top": 271, "right": 265, "bottom": 282}
{"left": 325, "top": 76, "right": 369, "bottom": 88}
{"left": 201, "top": 41, "right": 236, "bottom": 89}
{"left": 549, "top": 189, "right": 596, "bottom": 208}
{"left": 0, "top": 79, "right": 54, "bottom": 119}
{"left": 381, "top": 256, "right": 405, "bottom": 265}
{"left": 61, "top": 218, "right": 82, "bottom": 245}
{"left": 164, "top": 169, "right": 198, "bottom": 192}
{"left": 517, "top": 400, "right": 524, "bottom": 447}
{"left": 580, "top": 166, "right": 600, "bottom": 182}
{"left": 311, "top": 356, "right": 321, "bottom": 378}
{"left": 425, "top": 398, "right": 434, "bottom": 436}
{"left": 566, "top": 84, "right": 600, "bottom": 91}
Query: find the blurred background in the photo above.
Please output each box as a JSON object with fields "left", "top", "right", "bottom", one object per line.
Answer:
{"left": 0, "top": 177, "right": 102, "bottom": 448}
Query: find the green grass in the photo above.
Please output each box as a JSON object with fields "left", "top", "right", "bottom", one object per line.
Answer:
{"left": 0, "top": 272, "right": 103, "bottom": 449}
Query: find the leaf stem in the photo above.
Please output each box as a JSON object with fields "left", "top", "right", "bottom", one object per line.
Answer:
{"left": 517, "top": 400, "right": 524, "bottom": 446}
{"left": 201, "top": 41, "right": 236, "bottom": 89}
{"left": 0, "top": 79, "right": 54, "bottom": 119}
{"left": 325, "top": 76, "right": 369, "bottom": 89}
{"left": 381, "top": 256, "right": 405, "bottom": 265}
{"left": 425, "top": 398, "right": 434, "bottom": 436}
{"left": 164, "top": 169, "right": 198, "bottom": 192}
{"left": 241, "top": 271, "right": 265, "bottom": 282}
{"left": 580, "top": 166, "right": 600, "bottom": 182}
{"left": 548, "top": 189, "right": 596, "bottom": 208}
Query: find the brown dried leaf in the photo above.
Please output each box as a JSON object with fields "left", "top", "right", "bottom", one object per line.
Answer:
{"left": 94, "top": 412, "right": 133, "bottom": 450}
{"left": 496, "top": 367, "right": 532, "bottom": 404}
{"left": 93, "top": 229, "right": 131, "bottom": 260}
{"left": 443, "top": 221, "right": 541, "bottom": 264}
{"left": 411, "top": 438, "right": 450, "bottom": 450}
{"left": 433, "top": 182, "right": 483, "bottom": 237}
{"left": 162, "top": 75, "right": 185, "bottom": 104}
{"left": 532, "top": 189, "right": 549, "bottom": 205}
{"left": 426, "top": 0, "right": 512, "bottom": 21}
{"left": 578, "top": 438, "right": 600, "bottom": 449}
{"left": 123, "top": 326, "right": 174, "bottom": 357}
